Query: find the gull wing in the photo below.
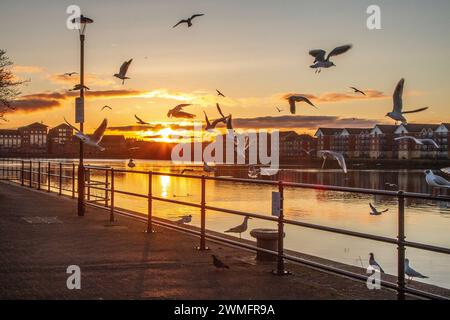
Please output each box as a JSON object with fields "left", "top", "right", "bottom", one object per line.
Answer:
{"left": 422, "top": 139, "right": 439, "bottom": 148}
{"left": 173, "top": 110, "right": 195, "bottom": 119}
{"left": 440, "top": 167, "right": 450, "bottom": 175}
{"left": 402, "top": 107, "right": 428, "bottom": 114}
{"left": 326, "top": 44, "right": 352, "bottom": 60}
{"left": 309, "top": 49, "right": 326, "bottom": 63}
{"left": 173, "top": 19, "right": 188, "bottom": 28}
{"left": 216, "top": 103, "right": 226, "bottom": 117}
{"left": 298, "top": 96, "right": 317, "bottom": 108}
{"left": 395, "top": 136, "right": 418, "bottom": 144}
{"left": 393, "top": 78, "right": 404, "bottom": 113}
{"left": 134, "top": 114, "right": 147, "bottom": 124}
{"left": 369, "top": 203, "right": 377, "bottom": 213}
{"left": 64, "top": 117, "right": 81, "bottom": 133}
{"left": 203, "top": 111, "right": 211, "bottom": 127}
{"left": 191, "top": 14, "right": 205, "bottom": 20}
{"left": 433, "top": 174, "right": 450, "bottom": 186}
{"left": 288, "top": 96, "right": 296, "bottom": 114}
{"left": 92, "top": 118, "right": 108, "bottom": 144}
{"left": 328, "top": 151, "right": 347, "bottom": 173}
{"left": 174, "top": 103, "right": 192, "bottom": 111}
{"left": 119, "top": 59, "right": 132, "bottom": 76}
{"left": 226, "top": 115, "right": 233, "bottom": 130}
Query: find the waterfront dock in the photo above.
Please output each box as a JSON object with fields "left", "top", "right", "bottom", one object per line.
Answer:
{"left": 0, "top": 181, "right": 400, "bottom": 300}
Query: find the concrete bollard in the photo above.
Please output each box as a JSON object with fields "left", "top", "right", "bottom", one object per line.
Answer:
{"left": 250, "top": 228, "right": 285, "bottom": 262}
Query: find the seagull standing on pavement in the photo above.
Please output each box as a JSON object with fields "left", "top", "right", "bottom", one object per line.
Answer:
{"left": 318, "top": 150, "right": 348, "bottom": 173}
{"left": 225, "top": 216, "right": 251, "bottom": 239}
{"left": 64, "top": 118, "right": 107, "bottom": 151}
{"left": 309, "top": 44, "right": 352, "bottom": 73}
{"left": 424, "top": 170, "right": 450, "bottom": 189}
{"left": 212, "top": 255, "right": 229, "bottom": 269}
{"left": 395, "top": 136, "right": 440, "bottom": 148}
{"left": 369, "top": 253, "right": 385, "bottom": 273}
{"left": 176, "top": 215, "right": 192, "bottom": 224}
{"left": 386, "top": 78, "right": 429, "bottom": 124}
{"left": 405, "top": 258, "right": 428, "bottom": 281}
{"left": 286, "top": 95, "right": 317, "bottom": 114}
{"left": 350, "top": 86, "right": 366, "bottom": 95}
{"left": 173, "top": 14, "right": 204, "bottom": 28}
{"left": 114, "top": 59, "right": 133, "bottom": 85}
{"left": 369, "top": 203, "right": 389, "bottom": 216}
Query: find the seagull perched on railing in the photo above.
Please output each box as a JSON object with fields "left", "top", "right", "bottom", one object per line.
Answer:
{"left": 394, "top": 136, "right": 439, "bottom": 148}
{"left": 64, "top": 118, "right": 107, "bottom": 151}
{"left": 386, "top": 78, "right": 428, "bottom": 124}
{"left": 286, "top": 95, "right": 317, "bottom": 114}
{"left": 369, "top": 253, "right": 385, "bottom": 273}
{"left": 424, "top": 170, "right": 450, "bottom": 189}
{"left": 203, "top": 161, "right": 216, "bottom": 173}
{"left": 318, "top": 150, "right": 348, "bottom": 173}
{"left": 173, "top": 14, "right": 204, "bottom": 28}
{"left": 405, "top": 258, "right": 428, "bottom": 282}
{"left": 212, "top": 255, "right": 229, "bottom": 269}
{"left": 369, "top": 203, "right": 389, "bottom": 216}
{"left": 309, "top": 44, "right": 352, "bottom": 73}
{"left": 225, "top": 216, "right": 251, "bottom": 239}
{"left": 167, "top": 104, "right": 195, "bottom": 119}
{"left": 114, "top": 59, "right": 133, "bottom": 85}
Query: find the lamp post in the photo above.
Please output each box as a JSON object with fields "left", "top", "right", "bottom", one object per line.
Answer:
{"left": 72, "top": 14, "right": 93, "bottom": 216}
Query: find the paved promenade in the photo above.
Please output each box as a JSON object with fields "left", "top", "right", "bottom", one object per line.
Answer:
{"left": 0, "top": 181, "right": 399, "bottom": 299}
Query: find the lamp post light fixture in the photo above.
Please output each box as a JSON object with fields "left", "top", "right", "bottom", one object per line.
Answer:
{"left": 72, "top": 14, "right": 93, "bottom": 217}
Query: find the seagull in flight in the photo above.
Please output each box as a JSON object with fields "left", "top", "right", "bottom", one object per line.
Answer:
{"left": 309, "top": 44, "right": 352, "bottom": 73}
{"left": 173, "top": 14, "right": 204, "bottom": 28}
{"left": 225, "top": 216, "right": 251, "bottom": 239}
{"left": 64, "top": 118, "right": 107, "bottom": 151}
{"left": 287, "top": 95, "right": 317, "bottom": 114}
{"left": 216, "top": 89, "right": 226, "bottom": 97}
{"left": 394, "top": 136, "right": 440, "bottom": 149}
{"left": 69, "top": 84, "right": 90, "bottom": 91}
{"left": 212, "top": 255, "right": 229, "bottom": 269}
{"left": 167, "top": 104, "right": 195, "bottom": 119}
{"left": 424, "top": 170, "right": 450, "bottom": 189}
{"left": 203, "top": 161, "right": 216, "bottom": 173}
{"left": 63, "top": 72, "right": 78, "bottom": 77}
{"left": 369, "top": 203, "right": 389, "bottom": 216}
{"left": 441, "top": 167, "right": 450, "bottom": 175}
{"left": 275, "top": 107, "right": 283, "bottom": 113}
{"left": 350, "top": 87, "right": 366, "bottom": 96}
{"left": 101, "top": 105, "right": 112, "bottom": 111}
{"left": 300, "top": 148, "right": 316, "bottom": 156}
{"left": 135, "top": 114, "right": 149, "bottom": 125}
{"left": 114, "top": 59, "right": 133, "bottom": 85}
{"left": 204, "top": 111, "right": 228, "bottom": 131}
{"left": 369, "top": 253, "right": 385, "bottom": 273}
{"left": 405, "top": 258, "right": 428, "bottom": 282}
{"left": 385, "top": 182, "right": 398, "bottom": 190}
{"left": 318, "top": 150, "right": 348, "bottom": 173}
{"left": 386, "top": 78, "right": 428, "bottom": 124}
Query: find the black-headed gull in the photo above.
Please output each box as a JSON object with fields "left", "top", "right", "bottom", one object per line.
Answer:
{"left": 424, "top": 170, "right": 450, "bottom": 189}
{"left": 225, "top": 216, "right": 251, "bottom": 239}
{"left": 114, "top": 59, "right": 133, "bottom": 85}
{"left": 287, "top": 95, "right": 317, "bottom": 114}
{"left": 309, "top": 44, "right": 352, "bottom": 73}
{"left": 386, "top": 78, "right": 428, "bottom": 124}
{"left": 173, "top": 14, "right": 204, "bottom": 28}
{"left": 318, "top": 150, "right": 348, "bottom": 173}
{"left": 369, "top": 253, "right": 385, "bottom": 273}
{"left": 64, "top": 117, "right": 107, "bottom": 151}
{"left": 394, "top": 136, "right": 439, "bottom": 148}
{"left": 369, "top": 203, "right": 389, "bottom": 216}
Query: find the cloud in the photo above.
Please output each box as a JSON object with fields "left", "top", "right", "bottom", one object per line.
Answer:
{"left": 233, "top": 115, "right": 380, "bottom": 130}
{"left": 48, "top": 73, "right": 116, "bottom": 87}
{"left": 281, "top": 89, "right": 387, "bottom": 104}
{"left": 108, "top": 123, "right": 193, "bottom": 132}
{"left": 11, "top": 65, "right": 45, "bottom": 74}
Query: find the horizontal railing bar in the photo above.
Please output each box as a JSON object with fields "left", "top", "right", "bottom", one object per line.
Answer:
{"left": 152, "top": 196, "right": 202, "bottom": 208}
{"left": 404, "top": 240, "right": 450, "bottom": 255}
{"left": 204, "top": 205, "right": 279, "bottom": 222}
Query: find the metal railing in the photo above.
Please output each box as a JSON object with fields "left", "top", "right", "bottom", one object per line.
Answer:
{"left": 1, "top": 158, "right": 450, "bottom": 300}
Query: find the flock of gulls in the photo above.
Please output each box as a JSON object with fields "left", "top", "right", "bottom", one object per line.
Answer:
{"left": 61, "top": 13, "right": 448, "bottom": 276}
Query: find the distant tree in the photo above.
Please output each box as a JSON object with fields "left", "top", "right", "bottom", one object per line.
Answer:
{"left": 0, "top": 49, "right": 27, "bottom": 121}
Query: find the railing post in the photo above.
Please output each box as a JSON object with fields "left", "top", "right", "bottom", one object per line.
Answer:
{"left": 29, "top": 161, "right": 32, "bottom": 188}
{"left": 21, "top": 160, "right": 24, "bottom": 186}
{"left": 104, "top": 168, "right": 109, "bottom": 207}
{"left": 397, "top": 191, "right": 406, "bottom": 300}
{"left": 87, "top": 168, "right": 91, "bottom": 201}
{"left": 59, "top": 162, "right": 62, "bottom": 195}
{"left": 109, "top": 168, "right": 115, "bottom": 223}
{"left": 273, "top": 181, "right": 289, "bottom": 275}
{"left": 197, "top": 175, "right": 208, "bottom": 250}
{"left": 37, "top": 161, "right": 41, "bottom": 190}
{"left": 71, "top": 163, "right": 75, "bottom": 198}
{"left": 147, "top": 171, "right": 154, "bottom": 233}
{"left": 47, "top": 162, "right": 51, "bottom": 192}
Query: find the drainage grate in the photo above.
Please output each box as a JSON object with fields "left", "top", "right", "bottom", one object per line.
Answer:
{"left": 21, "top": 216, "right": 62, "bottom": 224}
